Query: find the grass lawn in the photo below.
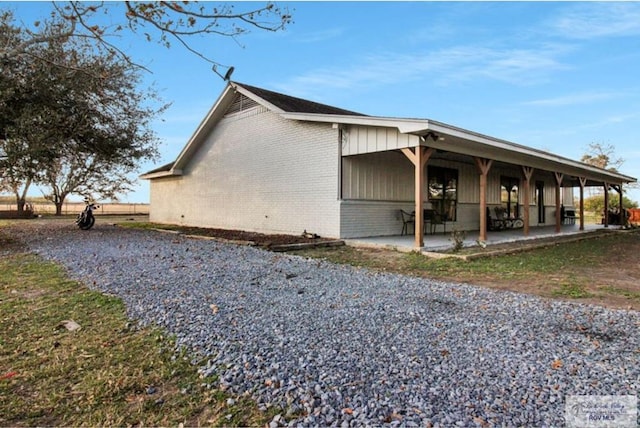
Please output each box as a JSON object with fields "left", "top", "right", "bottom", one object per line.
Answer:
{"left": 0, "top": 232, "right": 275, "bottom": 427}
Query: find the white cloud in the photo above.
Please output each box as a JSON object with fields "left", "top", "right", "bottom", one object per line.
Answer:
{"left": 274, "top": 44, "right": 570, "bottom": 98}
{"left": 523, "top": 91, "right": 622, "bottom": 107}
{"left": 550, "top": 3, "right": 640, "bottom": 39}
{"left": 591, "top": 112, "right": 640, "bottom": 127}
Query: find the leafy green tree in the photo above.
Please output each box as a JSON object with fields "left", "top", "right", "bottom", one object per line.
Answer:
{"left": 1, "top": 15, "right": 164, "bottom": 215}
{"left": 0, "top": 14, "right": 64, "bottom": 212}
{"left": 583, "top": 194, "right": 638, "bottom": 215}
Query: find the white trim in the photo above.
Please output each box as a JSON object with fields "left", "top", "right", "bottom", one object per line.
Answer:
{"left": 140, "top": 169, "right": 182, "bottom": 180}
{"left": 280, "top": 112, "right": 635, "bottom": 184}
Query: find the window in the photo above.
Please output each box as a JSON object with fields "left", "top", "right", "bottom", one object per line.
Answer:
{"left": 428, "top": 167, "right": 458, "bottom": 221}
{"left": 501, "top": 176, "right": 520, "bottom": 218}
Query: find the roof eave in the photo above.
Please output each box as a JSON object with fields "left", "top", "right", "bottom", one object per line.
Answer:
{"left": 279, "top": 112, "right": 431, "bottom": 133}
{"left": 140, "top": 169, "right": 183, "bottom": 180}
{"left": 280, "top": 112, "right": 636, "bottom": 184}
{"left": 423, "top": 122, "right": 637, "bottom": 183}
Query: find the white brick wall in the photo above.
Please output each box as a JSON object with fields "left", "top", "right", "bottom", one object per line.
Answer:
{"left": 340, "top": 200, "right": 416, "bottom": 238}
{"left": 149, "top": 108, "right": 341, "bottom": 238}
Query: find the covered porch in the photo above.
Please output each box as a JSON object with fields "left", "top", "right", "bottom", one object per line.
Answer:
{"left": 334, "top": 116, "right": 636, "bottom": 247}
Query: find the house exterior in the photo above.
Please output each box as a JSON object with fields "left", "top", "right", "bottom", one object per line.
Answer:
{"left": 141, "top": 82, "right": 637, "bottom": 247}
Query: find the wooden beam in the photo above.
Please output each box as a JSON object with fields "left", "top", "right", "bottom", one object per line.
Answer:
{"left": 522, "top": 166, "right": 534, "bottom": 237}
{"left": 402, "top": 147, "right": 434, "bottom": 247}
{"left": 578, "top": 177, "right": 587, "bottom": 231}
{"left": 475, "top": 158, "right": 493, "bottom": 242}
{"left": 554, "top": 172, "right": 563, "bottom": 233}
{"left": 401, "top": 147, "right": 416, "bottom": 165}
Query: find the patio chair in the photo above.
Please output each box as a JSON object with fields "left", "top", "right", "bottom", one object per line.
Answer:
{"left": 564, "top": 209, "right": 576, "bottom": 225}
{"left": 400, "top": 210, "right": 415, "bottom": 235}
{"left": 424, "top": 209, "right": 446, "bottom": 235}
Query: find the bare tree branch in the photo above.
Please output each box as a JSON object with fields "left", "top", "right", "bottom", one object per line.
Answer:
{"left": 1, "top": 1, "right": 292, "bottom": 72}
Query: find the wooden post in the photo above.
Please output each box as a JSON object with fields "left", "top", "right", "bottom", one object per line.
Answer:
{"left": 611, "top": 184, "right": 624, "bottom": 227}
{"left": 578, "top": 177, "right": 587, "bottom": 231}
{"left": 603, "top": 182, "right": 609, "bottom": 228}
{"left": 522, "top": 166, "right": 534, "bottom": 236}
{"left": 554, "top": 172, "right": 563, "bottom": 233}
{"left": 620, "top": 183, "right": 625, "bottom": 226}
{"left": 402, "top": 146, "right": 433, "bottom": 248}
{"left": 475, "top": 157, "right": 493, "bottom": 242}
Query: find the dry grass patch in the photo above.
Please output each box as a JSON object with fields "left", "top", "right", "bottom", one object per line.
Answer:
{"left": 0, "top": 251, "right": 274, "bottom": 427}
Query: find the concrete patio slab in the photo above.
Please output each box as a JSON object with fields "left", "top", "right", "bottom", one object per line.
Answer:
{"left": 345, "top": 223, "right": 617, "bottom": 253}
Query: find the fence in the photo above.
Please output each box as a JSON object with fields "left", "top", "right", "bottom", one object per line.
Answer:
{"left": 0, "top": 202, "right": 149, "bottom": 216}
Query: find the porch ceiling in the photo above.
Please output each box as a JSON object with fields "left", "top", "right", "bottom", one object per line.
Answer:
{"left": 426, "top": 150, "right": 613, "bottom": 188}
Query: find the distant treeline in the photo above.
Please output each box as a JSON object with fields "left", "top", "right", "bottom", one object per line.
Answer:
{"left": 0, "top": 199, "right": 149, "bottom": 215}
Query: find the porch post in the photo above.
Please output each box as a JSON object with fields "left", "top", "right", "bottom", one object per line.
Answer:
{"left": 620, "top": 183, "right": 625, "bottom": 226}
{"left": 603, "top": 182, "right": 609, "bottom": 228}
{"left": 611, "top": 184, "right": 624, "bottom": 227}
{"left": 578, "top": 177, "right": 587, "bottom": 231}
{"left": 401, "top": 146, "right": 433, "bottom": 248}
{"left": 475, "top": 157, "right": 493, "bottom": 242}
{"left": 554, "top": 172, "right": 563, "bottom": 233}
{"left": 522, "top": 166, "right": 534, "bottom": 237}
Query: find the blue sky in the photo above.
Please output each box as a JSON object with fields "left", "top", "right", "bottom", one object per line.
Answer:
{"left": 5, "top": 1, "right": 640, "bottom": 204}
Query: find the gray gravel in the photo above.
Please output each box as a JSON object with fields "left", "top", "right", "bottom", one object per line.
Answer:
{"left": 4, "top": 222, "right": 639, "bottom": 426}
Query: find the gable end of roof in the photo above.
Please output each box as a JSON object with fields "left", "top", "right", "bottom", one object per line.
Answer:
{"left": 225, "top": 93, "right": 260, "bottom": 115}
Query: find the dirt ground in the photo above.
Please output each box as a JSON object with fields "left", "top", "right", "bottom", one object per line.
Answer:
{"left": 166, "top": 225, "right": 335, "bottom": 246}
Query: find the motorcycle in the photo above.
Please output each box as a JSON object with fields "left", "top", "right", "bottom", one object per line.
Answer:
{"left": 76, "top": 199, "right": 99, "bottom": 230}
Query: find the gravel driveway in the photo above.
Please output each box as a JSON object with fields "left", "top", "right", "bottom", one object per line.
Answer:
{"left": 4, "top": 222, "right": 639, "bottom": 426}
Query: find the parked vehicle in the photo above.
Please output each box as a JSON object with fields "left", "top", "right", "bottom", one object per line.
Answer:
{"left": 76, "top": 199, "right": 99, "bottom": 230}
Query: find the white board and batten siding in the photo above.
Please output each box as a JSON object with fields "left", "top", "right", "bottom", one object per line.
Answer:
{"left": 150, "top": 105, "right": 342, "bottom": 238}
{"left": 342, "top": 125, "right": 420, "bottom": 156}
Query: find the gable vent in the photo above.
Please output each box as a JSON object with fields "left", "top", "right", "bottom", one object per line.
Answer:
{"left": 226, "top": 93, "right": 259, "bottom": 115}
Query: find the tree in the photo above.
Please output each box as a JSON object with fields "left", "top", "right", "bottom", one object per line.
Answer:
{"left": 583, "top": 194, "right": 638, "bottom": 215}
{"left": 579, "top": 142, "right": 638, "bottom": 209}
{"left": 42, "top": 152, "right": 141, "bottom": 215}
{"left": 0, "top": 14, "right": 62, "bottom": 212}
{"left": 1, "top": 2, "right": 292, "bottom": 71}
{"left": 1, "top": 16, "right": 164, "bottom": 214}
{"left": 580, "top": 142, "right": 624, "bottom": 173}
